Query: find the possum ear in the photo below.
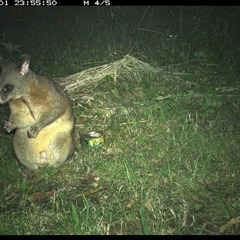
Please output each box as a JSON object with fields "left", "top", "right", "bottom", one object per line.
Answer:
{"left": 18, "top": 55, "right": 31, "bottom": 77}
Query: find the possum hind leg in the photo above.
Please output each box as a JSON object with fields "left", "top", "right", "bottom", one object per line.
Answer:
{"left": 50, "top": 133, "right": 74, "bottom": 167}
{"left": 39, "top": 151, "right": 49, "bottom": 165}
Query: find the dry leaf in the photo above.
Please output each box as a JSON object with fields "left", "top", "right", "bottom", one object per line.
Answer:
{"left": 219, "top": 216, "right": 240, "bottom": 233}
{"left": 30, "top": 191, "right": 54, "bottom": 201}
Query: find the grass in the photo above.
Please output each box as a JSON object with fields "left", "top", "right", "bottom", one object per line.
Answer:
{"left": 1, "top": 6, "right": 240, "bottom": 235}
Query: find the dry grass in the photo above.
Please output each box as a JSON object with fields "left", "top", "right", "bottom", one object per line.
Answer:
{"left": 54, "top": 55, "right": 164, "bottom": 101}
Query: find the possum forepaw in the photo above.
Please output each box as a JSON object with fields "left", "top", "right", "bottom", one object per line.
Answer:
{"left": 27, "top": 125, "right": 40, "bottom": 138}
{"left": 3, "top": 121, "right": 16, "bottom": 133}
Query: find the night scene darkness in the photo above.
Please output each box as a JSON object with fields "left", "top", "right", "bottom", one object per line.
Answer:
{"left": 0, "top": 4, "right": 240, "bottom": 235}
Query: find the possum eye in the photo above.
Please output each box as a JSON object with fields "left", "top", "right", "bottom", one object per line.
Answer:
{"left": 3, "top": 84, "right": 13, "bottom": 93}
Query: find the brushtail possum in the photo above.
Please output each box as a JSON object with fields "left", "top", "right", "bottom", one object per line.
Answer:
{"left": 0, "top": 55, "right": 75, "bottom": 170}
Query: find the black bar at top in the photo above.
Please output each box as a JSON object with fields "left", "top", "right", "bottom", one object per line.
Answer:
{"left": 1, "top": 0, "right": 189, "bottom": 7}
